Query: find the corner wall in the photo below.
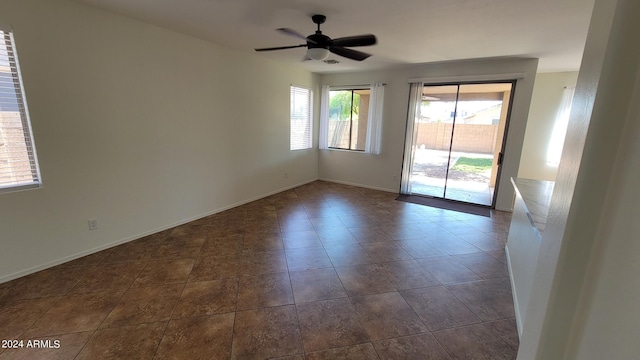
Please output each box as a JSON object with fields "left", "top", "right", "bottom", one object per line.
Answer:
{"left": 319, "top": 58, "right": 538, "bottom": 210}
{"left": 517, "top": 0, "right": 640, "bottom": 357}
{"left": 0, "top": 0, "right": 319, "bottom": 282}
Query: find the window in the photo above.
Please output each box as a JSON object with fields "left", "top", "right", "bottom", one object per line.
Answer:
{"left": 0, "top": 28, "right": 40, "bottom": 193}
{"left": 290, "top": 86, "right": 313, "bottom": 150}
{"left": 328, "top": 88, "right": 369, "bottom": 151}
{"left": 319, "top": 83, "right": 384, "bottom": 154}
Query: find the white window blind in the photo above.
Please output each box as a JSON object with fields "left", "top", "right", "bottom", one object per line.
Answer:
{"left": 0, "top": 28, "right": 41, "bottom": 192}
{"left": 290, "top": 86, "right": 313, "bottom": 150}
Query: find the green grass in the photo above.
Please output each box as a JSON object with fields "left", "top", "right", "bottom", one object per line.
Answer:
{"left": 452, "top": 157, "right": 493, "bottom": 173}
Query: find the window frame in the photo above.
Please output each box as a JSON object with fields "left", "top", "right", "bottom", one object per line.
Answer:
{"left": 326, "top": 87, "right": 370, "bottom": 152}
{"left": 289, "top": 85, "right": 313, "bottom": 151}
{"left": 0, "top": 27, "right": 41, "bottom": 193}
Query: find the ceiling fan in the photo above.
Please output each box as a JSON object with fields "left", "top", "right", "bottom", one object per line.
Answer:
{"left": 254, "top": 14, "right": 377, "bottom": 61}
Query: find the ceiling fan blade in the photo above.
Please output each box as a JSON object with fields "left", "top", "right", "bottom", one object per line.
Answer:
{"left": 255, "top": 44, "right": 307, "bottom": 52}
{"left": 330, "top": 46, "right": 372, "bottom": 61}
{"left": 331, "top": 34, "right": 377, "bottom": 47}
{"left": 277, "top": 28, "right": 316, "bottom": 44}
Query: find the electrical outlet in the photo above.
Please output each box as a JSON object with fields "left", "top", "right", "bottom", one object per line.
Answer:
{"left": 88, "top": 218, "right": 98, "bottom": 230}
{"left": 284, "top": 173, "right": 289, "bottom": 179}
{"left": 393, "top": 175, "right": 399, "bottom": 181}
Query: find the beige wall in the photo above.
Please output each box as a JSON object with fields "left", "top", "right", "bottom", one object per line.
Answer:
{"left": 319, "top": 58, "right": 538, "bottom": 211}
{"left": 0, "top": 0, "right": 319, "bottom": 281}
{"left": 519, "top": 72, "right": 579, "bottom": 181}
{"left": 517, "top": 0, "right": 640, "bottom": 358}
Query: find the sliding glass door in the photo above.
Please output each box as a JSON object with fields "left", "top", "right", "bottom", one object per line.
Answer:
{"left": 403, "top": 82, "right": 514, "bottom": 207}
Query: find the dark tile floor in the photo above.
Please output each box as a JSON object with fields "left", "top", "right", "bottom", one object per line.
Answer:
{"left": 0, "top": 181, "right": 518, "bottom": 359}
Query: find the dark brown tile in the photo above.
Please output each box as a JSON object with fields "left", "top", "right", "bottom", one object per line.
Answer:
{"left": 0, "top": 297, "right": 60, "bottom": 339}
{"left": 0, "top": 267, "right": 87, "bottom": 303}
{"left": 231, "top": 305, "right": 303, "bottom": 359}
{"left": 373, "top": 333, "right": 452, "bottom": 360}
{"left": 348, "top": 226, "right": 394, "bottom": 243}
{"left": 400, "top": 286, "right": 480, "bottom": 331}
{"left": 172, "top": 279, "right": 238, "bottom": 318}
{"left": 26, "top": 291, "right": 121, "bottom": 336}
{"left": 379, "top": 260, "right": 440, "bottom": 290}
{"left": 152, "top": 233, "right": 206, "bottom": 259}
{"left": 351, "top": 292, "right": 428, "bottom": 341}
{"left": 100, "top": 284, "right": 183, "bottom": 328}
{"left": 315, "top": 228, "right": 358, "bottom": 247}
{"left": 240, "top": 250, "right": 288, "bottom": 276}
{"left": 55, "top": 249, "right": 112, "bottom": 268}
{"left": 433, "top": 236, "right": 482, "bottom": 255}
{"left": 488, "top": 318, "right": 520, "bottom": 350}
{"left": 237, "top": 272, "right": 294, "bottom": 310}
{"left": 383, "top": 223, "right": 428, "bottom": 240}
{"left": 69, "top": 262, "right": 146, "bottom": 294}
{"left": 417, "top": 256, "right": 481, "bottom": 284}
{"left": 270, "top": 355, "right": 306, "bottom": 360}
{"left": 245, "top": 220, "right": 281, "bottom": 235}
{"left": 200, "top": 235, "right": 244, "bottom": 256}
{"left": 132, "top": 258, "right": 195, "bottom": 287}
{"left": 310, "top": 217, "right": 347, "bottom": 232}
{"left": 0, "top": 182, "right": 523, "bottom": 359}
{"left": 324, "top": 243, "right": 371, "bottom": 266}
{"left": 452, "top": 252, "right": 509, "bottom": 279}
{"left": 282, "top": 230, "right": 323, "bottom": 249}
{"left": 285, "top": 247, "right": 333, "bottom": 271}
{"left": 485, "top": 249, "right": 508, "bottom": 264}
{"left": 189, "top": 254, "right": 241, "bottom": 281}
{"left": 0, "top": 331, "right": 93, "bottom": 360}
{"left": 296, "top": 298, "right": 370, "bottom": 353}
{"left": 335, "top": 264, "right": 395, "bottom": 297}
{"left": 245, "top": 209, "right": 278, "bottom": 222}
{"left": 361, "top": 242, "right": 413, "bottom": 263}
{"left": 446, "top": 277, "right": 515, "bottom": 321}
{"left": 280, "top": 218, "right": 315, "bottom": 233}
{"left": 290, "top": 268, "right": 347, "bottom": 303}
{"left": 75, "top": 322, "right": 166, "bottom": 360}
{"left": 398, "top": 239, "right": 448, "bottom": 259}
{"left": 243, "top": 232, "right": 284, "bottom": 251}
{"left": 458, "top": 232, "right": 504, "bottom": 251}
{"left": 155, "top": 313, "right": 235, "bottom": 360}
{"left": 306, "top": 343, "right": 380, "bottom": 359}
{"left": 170, "top": 223, "right": 208, "bottom": 238}
{"left": 103, "top": 239, "right": 160, "bottom": 264}
{"left": 433, "top": 322, "right": 517, "bottom": 360}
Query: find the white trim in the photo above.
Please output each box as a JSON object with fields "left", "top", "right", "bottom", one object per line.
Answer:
{"left": 0, "top": 178, "right": 318, "bottom": 284}
{"left": 408, "top": 72, "right": 526, "bottom": 84}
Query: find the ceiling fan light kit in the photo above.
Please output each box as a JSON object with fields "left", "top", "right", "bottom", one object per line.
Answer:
{"left": 307, "top": 47, "right": 330, "bottom": 60}
{"left": 255, "top": 14, "right": 377, "bottom": 62}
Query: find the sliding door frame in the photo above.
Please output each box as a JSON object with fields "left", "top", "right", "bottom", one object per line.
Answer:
{"left": 400, "top": 79, "right": 518, "bottom": 208}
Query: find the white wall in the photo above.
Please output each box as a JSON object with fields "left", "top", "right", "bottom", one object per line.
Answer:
{"left": 0, "top": 0, "right": 319, "bottom": 282}
{"left": 319, "top": 58, "right": 539, "bottom": 211}
{"left": 517, "top": 0, "right": 640, "bottom": 358}
{"left": 571, "top": 65, "right": 640, "bottom": 360}
{"left": 519, "top": 72, "right": 579, "bottom": 181}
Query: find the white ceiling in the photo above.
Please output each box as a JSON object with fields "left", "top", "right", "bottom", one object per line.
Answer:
{"left": 72, "top": 0, "right": 595, "bottom": 74}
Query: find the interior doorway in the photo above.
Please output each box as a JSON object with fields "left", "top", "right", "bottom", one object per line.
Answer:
{"left": 401, "top": 81, "right": 515, "bottom": 207}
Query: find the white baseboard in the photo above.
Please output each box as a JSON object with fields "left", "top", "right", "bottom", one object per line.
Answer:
{"left": 0, "top": 178, "right": 319, "bottom": 284}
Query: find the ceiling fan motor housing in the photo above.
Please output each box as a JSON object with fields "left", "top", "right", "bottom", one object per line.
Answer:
{"left": 307, "top": 33, "right": 331, "bottom": 49}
